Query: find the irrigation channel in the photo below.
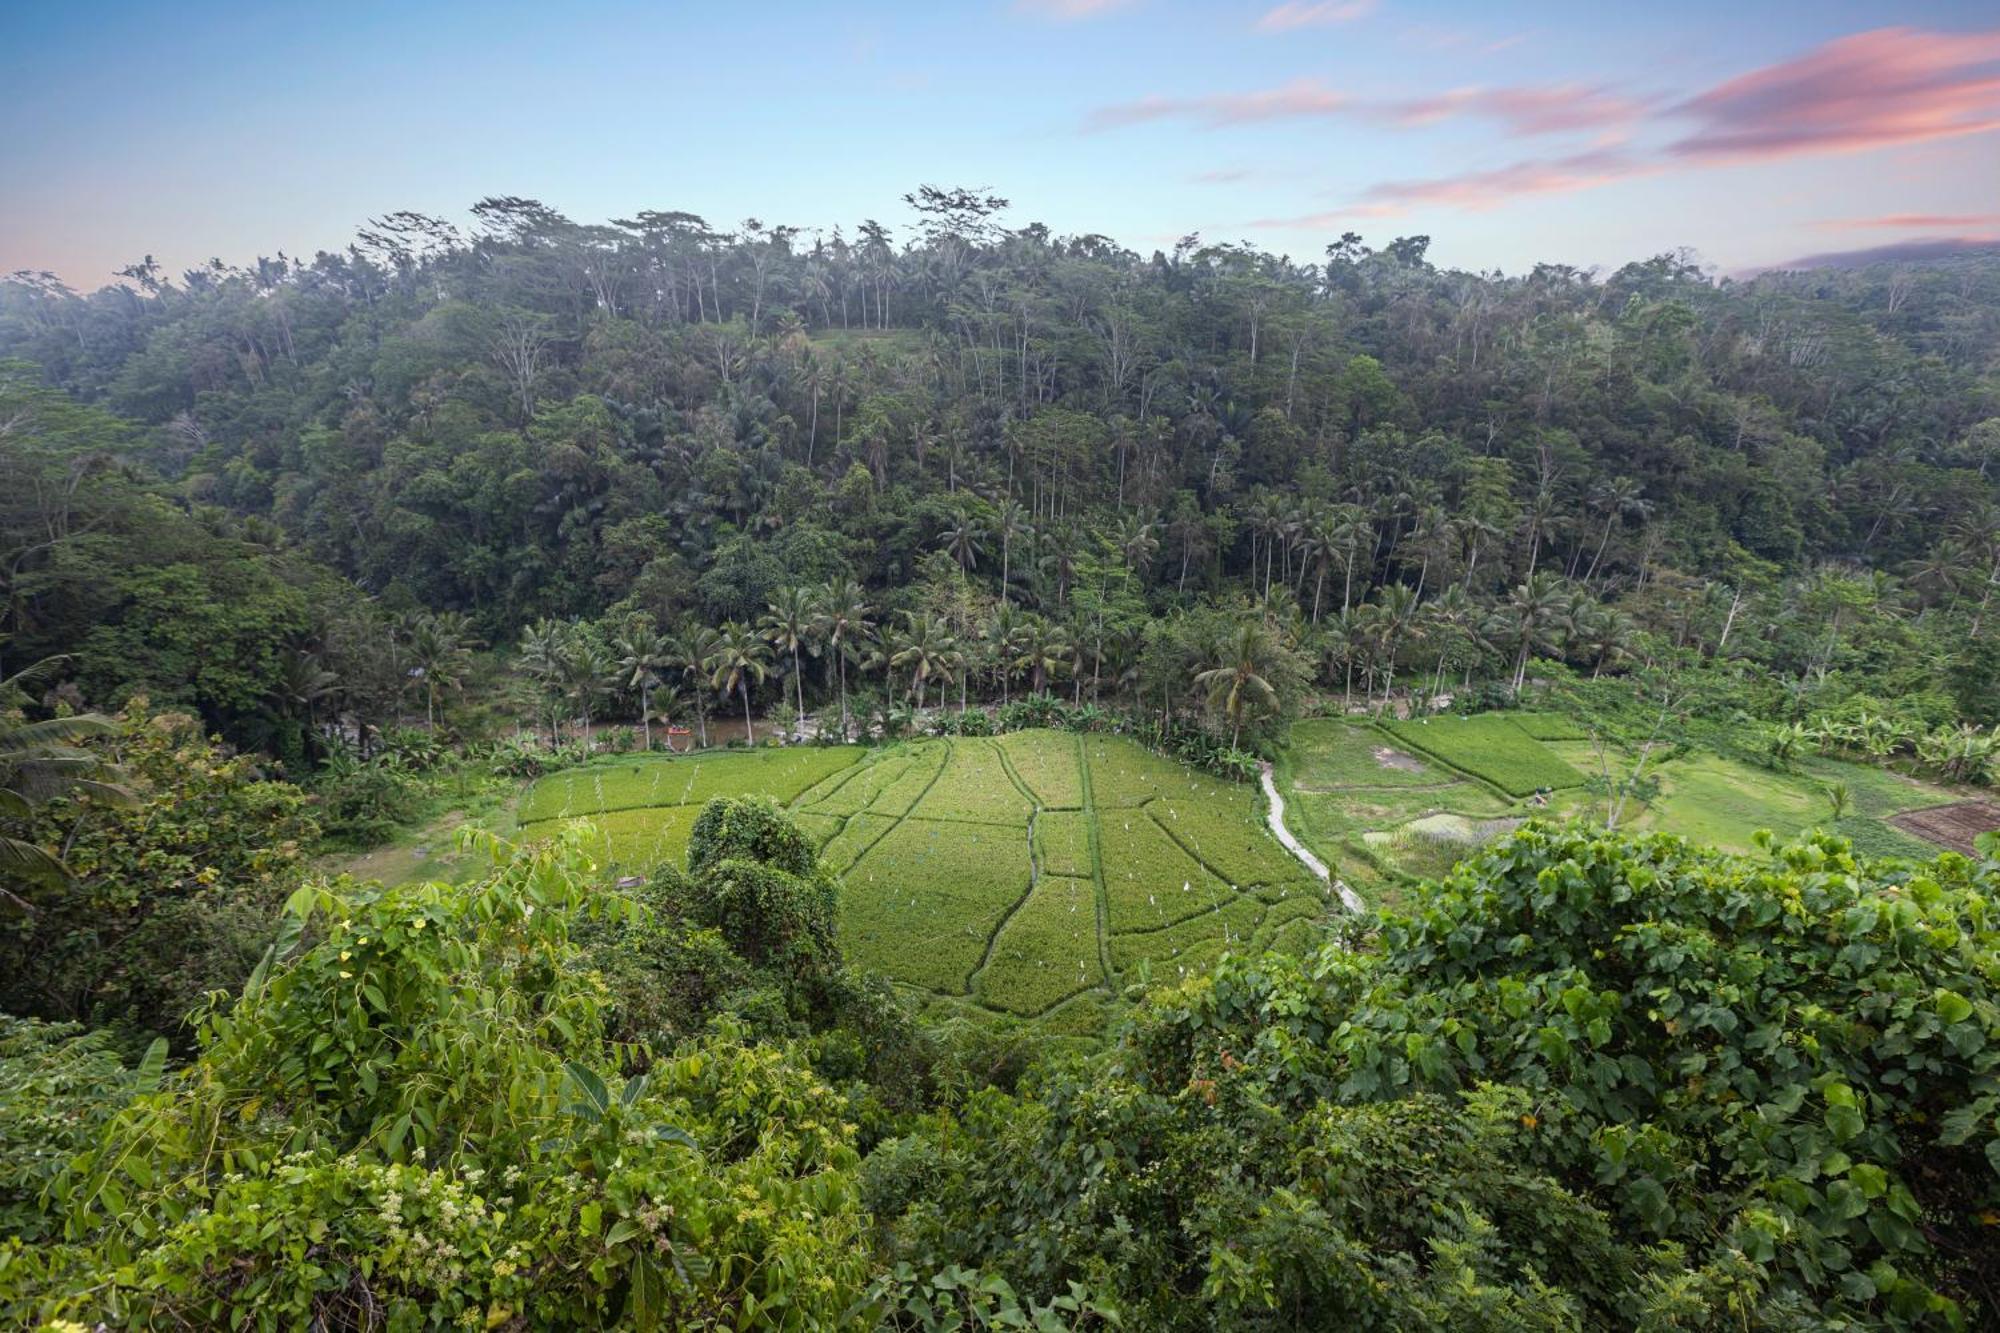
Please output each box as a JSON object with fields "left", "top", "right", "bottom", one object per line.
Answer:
{"left": 1260, "top": 762, "right": 1366, "bottom": 915}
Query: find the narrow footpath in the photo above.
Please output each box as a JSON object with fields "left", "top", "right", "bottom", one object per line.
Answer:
{"left": 1260, "top": 762, "right": 1366, "bottom": 914}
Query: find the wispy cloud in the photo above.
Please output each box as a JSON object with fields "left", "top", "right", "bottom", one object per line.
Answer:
{"left": 1087, "top": 79, "right": 1638, "bottom": 136}
{"left": 1191, "top": 168, "right": 1254, "bottom": 184}
{"left": 1815, "top": 212, "right": 2000, "bottom": 230}
{"left": 1359, "top": 149, "right": 1652, "bottom": 211}
{"left": 1670, "top": 26, "right": 2000, "bottom": 162}
{"left": 1390, "top": 85, "right": 1648, "bottom": 136}
{"left": 1086, "top": 79, "right": 1349, "bottom": 130}
{"left": 1014, "top": 0, "right": 1135, "bottom": 20}
{"left": 1254, "top": 1, "right": 1375, "bottom": 33}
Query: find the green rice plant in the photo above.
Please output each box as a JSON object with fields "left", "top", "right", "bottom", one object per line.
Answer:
{"left": 867, "top": 743, "right": 949, "bottom": 817}
{"left": 1032, "top": 810, "right": 1093, "bottom": 878}
{"left": 1507, "top": 711, "right": 1589, "bottom": 741}
{"left": 974, "top": 876, "right": 1103, "bottom": 1015}
{"left": 804, "top": 754, "right": 911, "bottom": 816}
{"left": 1083, "top": 736, "right": 1212, "bottom": 808}
{"left": 818, "top": 813, "right": 898, "bottom": 873}
{"left": 839, "top": 817, "right": 1030, "bottom": 993}
{"left": 1285, "top": 720, "right": 1448, "bottom": 789}
{"left": 790, "top": 811, "right": 843, "bottom": 848}
{"left": 1109, "top": 894, "right": 1266, "bottom": 974}
{"left": 1098, "top": 814, "right": 1231, "bottom": 932}
{"left": 1149, "top": 788, "right": 1301, "bottom": 888}
{"left": 520, "top": 805, "right": 703, "bottom": 874}
{"left": 1250, "top": 876, "right": 1327, "bottom": 906}
{"left": 1381, "top": 715, "right": 1584, "bottom": 796}
{"left": 1254, "top": 892, "right": 1326, "bottom": 937}
{"left": 519, "top": 747, "right": 862, "bottom": 822}
{"left": 996, "top": 729, "right": 1085, "bottom": 808}
{"left": 918, "top": 739, "right": 1034, "bottom": 825}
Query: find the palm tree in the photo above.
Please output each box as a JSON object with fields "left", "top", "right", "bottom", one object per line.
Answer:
{"left": 1115, "top": 512, "right": 1159, "bottom": 574}
{"left": 1581, "top": 477, "right": 1650, "bottom": 586}
{"left": 705, "top": 622, "right": 771, "bottom": 745}
{"left": 1193, "top": 619, "right": 1283, "bottom": 749}
{"left": 612, "top": 622, "right": 674, "bottom": 751}
{"left": 558, "top": 632, "right": 614, "bottom": 742}
{"left": 1491, "top": 573, "right": 1570, "bottom": 695}
{"left": 811, "top": 579, "right": 873, "bottom": 742}
{"left": 1, "top": 657, "right": 129, "bottom": 903}
{"left": 406, "top": 611, "right": 476, "bottom": 730}
{"left": 994, "top": 501, "right": 1029, "bottom": 604}
{"left": 889, "top": 612, "right": 958, "bottom": 712}
{"left": 1010, "top": 615, "right": 1071, "bottom": 698}
{"left": 987, "top": 603, "right": 1022, "bottom": 705}
{"left": 268, "top": 648, "right": 339, "bottom": 761}
{"left": 671, "top": 624, "right": 721, "bottom": 747}
{"left": 759, "top": 587, "right": 819, "bottom": 737}
{"left": 941, "top": 516, "right": 987, "bottom": 576}
{"left": 517, "top": 618, "right": 570, "bottom": 743}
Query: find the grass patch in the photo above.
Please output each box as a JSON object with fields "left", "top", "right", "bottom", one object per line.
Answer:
{"left": 867, "top": 743, "right": 949, "bottom": 816}
{"left": 975, "top": 876, "right": 1103, "bottom": 1015}
{"left": 996, "top": 729, "right": 1085, "bottom": 808}
{"left": 1508, "top": 711, "right": 1590, "bottom": 741}
{"left": 840, "top": 817, "right": 1030, "bottom": 993}
{"left": 1285, "top": 720, "right": 1443, "bottom": 789}
{"left": 819, "top": 813, "right": 898, "bottom": 873}
{"left": 1083, "top": 736, "right": 1217, "bottom": 808}
{"left": 1033, "top": 810, "right": 1093, "bottom": 878}
{"left": 920, "top": 739, "right": 1034, "bottom": 825}
{"left": 521, "top": 805, "right": 703, "bottom": 874}
{"left": 1150, "top": 788, "right": 1301, "bottom": 888}
{"left": 1099, "top": 814, "right": 1232, "bottom": 932}
{"left": 520, "top": 747, "right": 861, "bottom": 822}
{"left": 1109, "top": 895, "right": 1266, "bottom": 975}
{"left": 1381, "top": 715, "right": 1584, "bottom": 796}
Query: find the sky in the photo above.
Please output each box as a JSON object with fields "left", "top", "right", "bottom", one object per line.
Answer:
{"left": 2, "top": 0, "right": 1997, "bottom": 288}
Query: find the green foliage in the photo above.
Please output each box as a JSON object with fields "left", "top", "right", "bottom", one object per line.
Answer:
{"left": 1383, "top": 714, "right": 1586, "bottom": 796}
{"left": 0, "top": 702, "right": 317, "bottom": 1045}
{"left": 678, "top": 795, "right": 840, "bottom": 977}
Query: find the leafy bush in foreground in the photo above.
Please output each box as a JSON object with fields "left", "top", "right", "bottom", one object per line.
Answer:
{"left": 873, "top": 825, "right": 2000, "bottom": 1328}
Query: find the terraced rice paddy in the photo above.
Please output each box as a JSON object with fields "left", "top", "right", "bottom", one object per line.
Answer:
{"left": 1281, "top": 713, "right": 1959, "bottom": 901}
{"left": 519, "top": 730, "right": 1334, "bottom": 1021}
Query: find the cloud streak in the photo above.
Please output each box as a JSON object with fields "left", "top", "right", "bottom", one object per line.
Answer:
{"left": 1015, "top": 0, "right": 1135, "bottom": 20}
{"left": 1670, "top": 26, "right": 2000, "bottom": 162}
{"left": 1358, "top": 149, "right": 1653, "bottom": 211}
{"left": 1086, "top": 79, "right": 1641, "bottom": 136}
{"left": 1254, "top": 1, "right": 1376, "bottom": 32}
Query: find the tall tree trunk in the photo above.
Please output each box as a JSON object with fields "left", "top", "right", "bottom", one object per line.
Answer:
{"left": 741, "top": 679, "right": 755, "bottom": 746}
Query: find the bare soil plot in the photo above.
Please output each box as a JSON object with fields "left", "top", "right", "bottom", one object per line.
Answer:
{"left": 1890, "top": 801, "right": 2000, "bottom": 855}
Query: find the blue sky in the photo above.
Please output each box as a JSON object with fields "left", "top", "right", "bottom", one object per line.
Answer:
{"left": 2, "top": 0, "right": 1996, "bottom": 286}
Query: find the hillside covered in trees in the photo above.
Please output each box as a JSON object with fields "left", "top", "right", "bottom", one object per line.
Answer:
{"left": 4, "top": 197, "right": 2000, "bottom": 1329}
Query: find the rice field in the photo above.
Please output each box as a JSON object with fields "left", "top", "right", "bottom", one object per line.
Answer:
{"left": 518, "top": 729, "right": 1334, "bottom": 1021}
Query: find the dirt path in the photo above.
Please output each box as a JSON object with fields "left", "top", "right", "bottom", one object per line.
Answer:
{"left": 1260, "top": 762, "right": 1365, "bottom": 914}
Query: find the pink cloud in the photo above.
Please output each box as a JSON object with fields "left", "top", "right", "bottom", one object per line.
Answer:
{"left": 1087, "top": 79, "right": 1637, "bottom": 136}
{"left": 1390, "top": 84, "right": 1648, "bottom": 136}
{"left": 1671, "top": 26, "right": 2000, "bottom": 162}
{"left": 1815, "top": 212, "right": 2000, "bottom": 230}
{"left": 1085, "top": 79, "right": 1349, "bottom": 130}
{"left": 1254, "top": 1, "right": 1375, "bottom": 33}
{"left": 1360, "top": 149, "right": 1652, "bottom": 211}
{"left": 1015, "top": 0, "right": 1135, "bottom": 19}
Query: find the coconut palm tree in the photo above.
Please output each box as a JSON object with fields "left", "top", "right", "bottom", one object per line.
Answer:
{"left": 811, "top": 579, "right": 873, "bottom": 742}
{"left": 517, "top": 618, "right": 570, "bottom": 743}
{"left": 671, "top": 624, "right": 721, "bottom": 747}
{"left": 1194, "top": 619, "right": 1283, "bottom": 749}
{"left": 759, "top": 587, "right": 819, "bottom": 737}
{"left": 705, "top": 622, "right": 771, "bottom": 745}
{"left": 889, "top": 612, "right": 958, "bottom": 712}
{"left": 1010, "top": 614, "right": 1071, "bottom": 698}
{"left": 406, "top": 611, "right": 477, "bottom": 730}
{"left": 1491, "top": 572, "right": 1570, "bottom": 695}
{"left": 940, "top": 516, "right": 987, "bottom": 577}
{"left": 611, "top": 622, "right": 674, "bottom": 751}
